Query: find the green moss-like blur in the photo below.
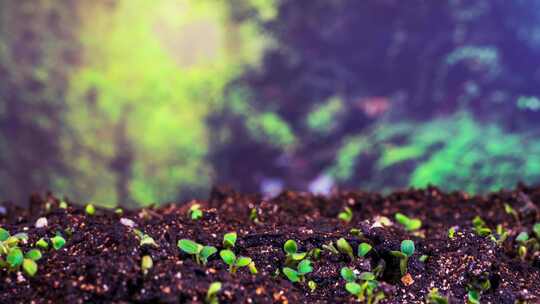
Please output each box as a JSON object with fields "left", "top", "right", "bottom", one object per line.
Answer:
{"left": 1, "top": 0, "right": 540, "bottom": 206}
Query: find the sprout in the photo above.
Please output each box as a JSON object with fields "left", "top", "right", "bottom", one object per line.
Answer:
{"left": 248, "top": 261, "right": 258, "bottom": 275}
{"left": 206, "top": 282, "right": 222, "bottom": 304}
{"left": 5, "top": 247, "right": 41, "bottom": 277}
{"left": 390, "top": 240, "right": 415, "bottom": 276}
{"left": 338, "top": 207, "right": 353, "bottom": 223}
{"left": 25, "top": 249, "right": 42, "bottom": 261}
{"left": 426, "top": 288, "right": 449, "bottom": 304}
{"left": 59, "top": 201, "right": 68, "bottom": 209}
{"left": 115, "top": 208, "right": 123, "bottom": 215}
{"left": 0, "top": 228, "right": 42, "bottom": 277}
{"left": 188, "top": 204, "right": 203, "bottom": 220}
{"left": 141, "top": 255, "right": 153, "bottom": 275}
{"left": 22, "top": 258, "right": 38, "bottom": 277}
{"left": 336, "top": 238, "right": 354, "bottom": 260}
{"left": 467, "top": 290, "right": 480, "bottom": 304}
{"left": 516, "top": 231, "right": 531, "bottom": 260}
{"left": 51, "top": 235, "right": 66, "bottom": 250}
{"left": 133, "top": 229, "right": 158, "bottom": 247}
{"left": 358, "top": 242, "right": 372, "bottom": 257}
{"left": 283, "top": 240, "right": 307, "bottom": 266}
{"left": 177, "top": 239, "right": 217, "bottom": 265}
{"left": 350, "top": 228, "right": 363, "bottom": 238}
{"left": 0, "top": 228, "right": 8, "bottom": 242}
{"left": 282, "top": 259, "right": 313, "bottom": 283}
{"left": 249, "top": 208, "right": 260, "bottom": 223}
{"left": 472, "top": 216, "right": 491, "bottom": 237}
{"left": 419, "top": 255, "right": 429, "bottom": 263}
{"left": 341, "top": 267, "right": 384, "bottom": 303}
{"left": 466, "top": 272, "right": 491, "bottom": 297}
{"left": 0, "top": 229, "right": 24, "bottom": 256}
{"left": 7, "top": 247, "right": 23, "bottom": 267}
{"left": 308, "top": 280, "right": 317, "bottom": 292}
{"left": 308, "top": 248, "right": 322, "bottom": 260}
{"left": 504, "top": 203, "right": 519, "bottom": 222}
{"left": 490, "top": 224, "right": 509, "bottom": 245}
{"left": 394, "top": 213, "right": 422, "bottom": 231}
{"left": 219, "top": 249, "right": 252, "bottom": 274}
{"left": 85, "top": 204, "right": 96, "bottom": 215}
{"left": 36, "top": 238, "right": 48, "bottom": 250}
{"left": 322, "top": 241, "right": 339, "bottom": 255}
{"left": 223, "top": 232, "right": 237, "bottom": 249}
{"left": 533, "top": 222, "right": 540, "bottom": 239}
{"left": 448, "top": 227, "right": 456, "bottom": 239}
{"left": 340, "top": 266, "right": 357, "bottom": 282}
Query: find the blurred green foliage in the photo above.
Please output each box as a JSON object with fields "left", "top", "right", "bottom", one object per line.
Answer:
{"left": 59, "top": 0, "right": 267, "bottom": 207}
{"left": 2, "top": 0, "right": 540, "bottom": 206}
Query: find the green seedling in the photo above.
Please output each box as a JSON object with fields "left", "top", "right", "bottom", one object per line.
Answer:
{"left": 340, "top": 266, "right": 357, "bottom": 282}
{"left": 350, "top": 228, "right": 363, "bottom": 238}
{"left": 322, "top": 241, "right": 339, "bottom": 255}
{"left": 308, "top": 280, "right": 317, "bottom": 292}
{"left": 472, "top": 216, "right": 492, "bottom": 237}
{"left": 390, "top": 240, "right": 415, "bottom": 276}
{"left": 467, "top": 290, "right": 480, "bottom": 304}
{"left": 282, "top": 259, "right": 313, "bottom": 283}
{"left": 219, "top": 249, "right": 252, "bottom": 274}
{"left": 59, "top": 201, "right": 68, "bottom": 209}
{"left": 490, "top": 224, "right": 509, "bottom": 245}
{"left": 516, "top": 231, "right": 532, "bottom": 260}
{"left": 394, "top": 213, "right": 422, "bottom": 231}
{"left": 308, "top": 248, "right": 322, "bottom": 260}
{"left": 0, "top": 228, "right": 22, "bottom": 255}
{"left": 85, "top": 204, "right": 96, "bottom": 215}
{"left": 141, "top": 255, "right": 153, "bottom": 275}
{"left": 206, "top": 281, "right": 222, "bottom": 304}
{"left": 6, "top": 247, "right": 23, "bottom": 268}
{"left": 51, "top": 235, "right": 66, "bottom": 250}
{"left": 337, "top": 238, "right": 354, "bottom": 260}
{"left": 223, "top": 232, "right": 237, "bottom": 249}
{"left": 283, "top": 240, "right": 307, "bottom": 266}
{"left": 133, "top": 229, "right": 158, "bottom": 247}
{"left": 115, "top": 208, "right": 123, "bottom": 215}
{"left": 0, "top": 228, "right": 38, "bottom": 277}
{"left": 467, "top": 272, "right": 491, "bottom": 297}
{"left": 249, "top": 208, "right": 260, "bottom": 223}
{"left": 338, "top": 207, "right": 353, "bottom": 223}
{"left": 419, "top": 255, "right": 429, "bottom": 263}
{"left": 188, "top": 204, "right": 203, "bottom": 220}
{"left": 22, "top": 258, "right": 38, "bottom": 277}
{"left": 35, "top": 238, "right": 48, "bottom": 250}
{"left": 533, "top": 223, "right": 540, "bottom": 239}
{"left": 504, "top": 203, "right": 520, "bottom": 222}
{"left": 358, "top": 242, "right": 372, "bottom": 257}
{"left": 426, "top": 288, "right": 449, "bottom": 304}
{"left": 341, "top": 267, "right": 384, "bottom": 303}
{"left": 248, "top": 261, "right": 258, "bottom": 275}
{"left": 2, "top": 247, "right": 42, "bottom": 277}
{"left": 177, "top": 239, "right": 217, "bottom": 265}
{"left": 448, "top": 227, "right": 456, "bottom": 239}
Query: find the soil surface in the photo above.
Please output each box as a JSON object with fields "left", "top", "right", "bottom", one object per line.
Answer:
{"left": 1, "top": 185, "right": 540, "bottom": 303}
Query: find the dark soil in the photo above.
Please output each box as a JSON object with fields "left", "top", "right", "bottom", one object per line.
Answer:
{"left": 1, "top": 185, "right": 540, "bottom": 303}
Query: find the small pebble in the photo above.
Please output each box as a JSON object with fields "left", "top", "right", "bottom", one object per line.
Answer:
{"left": 120, "top": 218, "right": 136, "bottom": 228}
{"left": 16, "top": 272, "right": 26, "bottom": 283}
{"left": 35, "top": 217, "right": 48, "bottom": 228}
